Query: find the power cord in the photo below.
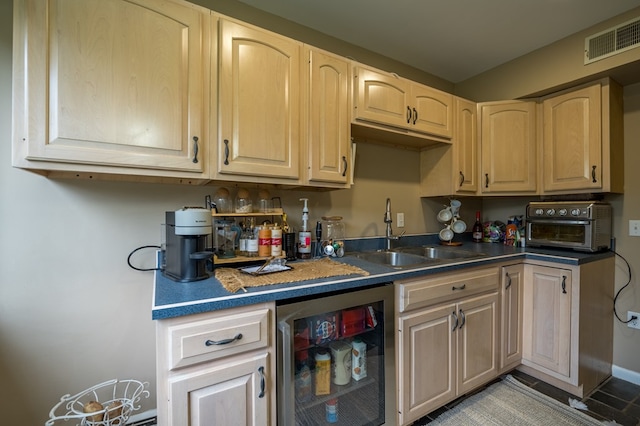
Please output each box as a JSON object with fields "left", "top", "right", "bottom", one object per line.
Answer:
{"left": 611, "top": 249, "right": 638, "bottom": 324}
{"left": 127, "top": 245, "right": 162, "bottom": 272}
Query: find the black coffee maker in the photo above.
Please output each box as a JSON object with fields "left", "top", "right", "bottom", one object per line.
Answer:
{"left": 164, "top": 207, "right": 213, "bottom": 282}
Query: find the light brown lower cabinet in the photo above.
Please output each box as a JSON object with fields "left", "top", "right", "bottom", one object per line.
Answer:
{"left": 500, "top": 264, "right": 524, "bottom": 373}
{"left": 519, "top": 258, "right": 614, "bottom": 397}
{"left": 156, "top": 303, "right": 276, "bottom": 426}
{"left": 396, "top": 267, "right": 500, "bottom": 425}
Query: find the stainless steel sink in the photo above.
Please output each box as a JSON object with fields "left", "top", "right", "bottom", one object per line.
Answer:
{"left": 352, "top": 251, "right": 437, "bottom": 269}
{"left": 394, "top": 245, "right": 486, "bottom": 260}
{"left": 351, "top": 246, "right": 486, "bottom": 269}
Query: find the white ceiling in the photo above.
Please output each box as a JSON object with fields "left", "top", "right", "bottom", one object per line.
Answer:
{"left": 236, "top": 0, "right": 640, "bottom": 83}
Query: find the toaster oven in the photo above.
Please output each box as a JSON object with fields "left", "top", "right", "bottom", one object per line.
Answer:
{"left": 526, "top": 201, "right": 612, "bottom": 252}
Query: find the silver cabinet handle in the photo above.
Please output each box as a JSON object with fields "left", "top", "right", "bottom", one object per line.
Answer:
{"left": 406, "top": 106, "right": 412, "bottom": 124}
{"left": 561, "top": 276, "right": 567, "bottom": 294}
{"left": 459, "top": 309, "right": 466, "bottom": 329}
{"left": 459, "top": 171, "right": 464, "bottom": 188}
{"left": 592, "top": 165, "right": 597, "bottom": 183}
{"left": 451, "top": 311, "right": 459, "bottom": 332}
{"left": 412, "top": 107, "right": 418, "bottom": 124}
{"left": 505, "top": 272, "right": 512, "bottom": 290}
{"left": 205, "top": 333, "right": 242, "bottom": 346}
{"left": 452, "top": 284, "right": 466, "bottom": 291}
{"left": 485, "top": 173, "right": 489, "bottom": 188}
{"left": 341, "top": 156, "right": 347, "bottom": 177}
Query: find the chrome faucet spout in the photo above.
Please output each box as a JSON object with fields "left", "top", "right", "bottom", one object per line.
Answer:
{"left": 384, "top": 198, "right": 392, "bottom": 223}
{"left": 384, "top": 198, "right": 404, "bottom": 250}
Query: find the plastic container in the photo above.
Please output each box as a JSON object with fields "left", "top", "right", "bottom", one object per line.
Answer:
{"left": 325, "top": 398, "right": 338, "bottom": 423}
{"left": 270, "top": 225, "right": 282, "bottom": 256}
{"left": 330, "top": 341, "right": 352, "bottom": 385}
{"left": 314, "top": 350, "right": 331, "bottom": 396}
{"left": 258, "top": 226, "right": 271, "bottom": 257}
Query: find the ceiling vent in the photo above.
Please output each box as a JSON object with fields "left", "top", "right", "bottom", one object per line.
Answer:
{"left": 584, "top": 17, "right": 640, "bottom": 64}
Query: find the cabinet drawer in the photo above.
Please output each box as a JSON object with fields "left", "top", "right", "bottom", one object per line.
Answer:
{"left": 397, "top": 267, "right": 499, "bottom": 312}
{"left": 167, "top": 308, "right": 270, "bottom": 370}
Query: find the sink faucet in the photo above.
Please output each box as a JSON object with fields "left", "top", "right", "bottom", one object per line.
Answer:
{"left": 384, "top": 198, "right": 405, "bottom": 250}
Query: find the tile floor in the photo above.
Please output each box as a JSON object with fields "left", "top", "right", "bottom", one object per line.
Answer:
{"left": 414, "top": 370, "right": 640, "bottom": 426}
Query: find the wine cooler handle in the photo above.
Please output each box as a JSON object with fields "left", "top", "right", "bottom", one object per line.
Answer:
{"left": 277, "top": 320, "right": 294, "bottom": 425}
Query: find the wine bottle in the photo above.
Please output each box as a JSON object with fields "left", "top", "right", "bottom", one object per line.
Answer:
{"left": 472, "top": 211, "right": 483, "bottom": 242}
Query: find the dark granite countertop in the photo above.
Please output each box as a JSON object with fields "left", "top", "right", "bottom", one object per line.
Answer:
{"left": 152, "top": 235, "right": 613, "bottom": 320}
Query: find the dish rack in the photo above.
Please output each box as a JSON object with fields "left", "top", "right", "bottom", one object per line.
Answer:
{"left": 46, "top": 379, "right": 149, "bottom": 426}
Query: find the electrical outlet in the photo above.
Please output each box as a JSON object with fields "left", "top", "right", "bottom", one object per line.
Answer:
{"left": 629, "top": 220, "right": 640, "bottom": 236}
{"left": 628, "top": 311, "right": 640, "bottom": 329}
{"left": 397, "top": 213, "right": 405, "bottom": 228}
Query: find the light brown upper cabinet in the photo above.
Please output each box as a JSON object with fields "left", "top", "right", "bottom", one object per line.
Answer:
{"left": 541, "top": 78, "right": 623, "bottom": 194}
{"left": 352, "top": 65, "right": 453, "bottom": 148}
{"left": 479, "top": 100, "right": 538, "bottom": 194}
{"left": 12, "top": 0, "right": 211, "bottom": 181}
{"left": 216, "top": 18, "right": 301, "bottom": 183}
{"left": 420, "top": 97, "right": 477, "bottom": 197}
{"left": 304, "top": 47, "right": 352, "bottom": 187}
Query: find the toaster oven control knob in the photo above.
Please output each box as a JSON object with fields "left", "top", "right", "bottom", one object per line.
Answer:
{"left": 535, "top": 208, "right": 544, "bottom": 215}
{"left": 546, "top": 209, "right": 556, "bottom": 216}
{"left": 571, "top": 208, "right": 581, "bottom": 216}
{"left": 558, "top": 208, "right": 568, "bottom": 216}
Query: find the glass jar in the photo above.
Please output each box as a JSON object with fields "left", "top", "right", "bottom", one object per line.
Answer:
{"left": 213, "top": 187, "right": 233, "bottom": 214}
{"left": 321, "top": 216, "right": 345, "bottom": 257}
{"left": 235, "top": 187, "right": 253, "bottom": 213}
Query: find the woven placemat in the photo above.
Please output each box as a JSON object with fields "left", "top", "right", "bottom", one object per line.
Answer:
{"left": 215, "top": 257, "right": 370, "bottom": 293}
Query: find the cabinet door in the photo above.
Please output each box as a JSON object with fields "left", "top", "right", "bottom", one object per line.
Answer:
{"left": 306, "top": 48, "right": 351, "bottom": 185}
{"left": 218, "top": 19, "right": 300, "bottom": 180}
{"left": 411, "top": 84, "right": 453, "bottom": 138}
{"left": 398, "top": 304, "right": 457, "bottom": 425}
{"left": 523, "top": 265, "right": 572, "bottom": 377}
{"left": 457, "top": 292, "right": 499, "bottom": 394}
{"left": 169, "top": 353, "right": 269, "bottom": 426}
{"left": 542, "top": 83, "right": 602, "bottom": 192}
{"left": 500, "top": 264, "right": 523, "bottom": 372}
{"left": 353, "top": 66, "right": 410, "bottom": 129}
{"left": 454, "top": 97, "right": 478, "bottom": 193}
{"left": 13, "top": 0, "right": 209, "bottom": 174}
{"left": 480, "top": 101, "right": 537, "bottom": 193}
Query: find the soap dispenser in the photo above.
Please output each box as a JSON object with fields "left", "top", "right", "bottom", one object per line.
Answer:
{"left": 298, "top": 198, "right": 312, "bottom": 259}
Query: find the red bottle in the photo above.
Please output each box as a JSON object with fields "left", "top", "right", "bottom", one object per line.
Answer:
{"left": 472, "top": 211, "right": 483, "bottom": 242}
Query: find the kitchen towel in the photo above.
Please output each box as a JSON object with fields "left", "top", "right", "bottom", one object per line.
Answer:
{"left": 215, "top": 257, "right": 369, "bottom": 293}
